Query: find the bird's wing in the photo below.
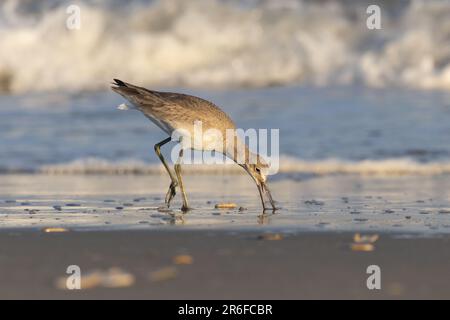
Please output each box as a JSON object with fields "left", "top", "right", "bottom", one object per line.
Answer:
{"left": 111, "top": 79, "right": 236, "bottom": 130}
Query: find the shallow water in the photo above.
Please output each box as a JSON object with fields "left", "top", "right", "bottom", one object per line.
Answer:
{"left": 1, "top": 86, "right": 450, "bottom": 173}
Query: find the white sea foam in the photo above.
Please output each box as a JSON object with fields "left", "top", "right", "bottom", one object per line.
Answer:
{"left": 1, "top": 0, "right": 450, "bottom": 93}
{"left": 36, "top": 156, "right": 450, "bottom": 176}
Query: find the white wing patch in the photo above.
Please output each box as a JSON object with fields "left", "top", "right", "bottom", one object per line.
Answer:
{"left": 117, "top": 103, "right": 135, "bottom": 111}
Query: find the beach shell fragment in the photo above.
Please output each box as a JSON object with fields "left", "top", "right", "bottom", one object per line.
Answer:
{"left": 173, "top": 254, "right": 194, "bottom": 265}
{"left": 43, "top": 227, "right": 69, "bottom": 233}
{"left": 55, "top": 268, "right": 135, "bottom": 290}
{"left": 215, "top": 203, "right": 237, "bottom": 209}
{"left": 258, "top": 233, "right": 283, "bottom": 241}
{"left": 351, "top": 233, "right": 378, "bottom": 252}
{"left": 353, "top": 233, "right": 379, "bottom": 244}
{"left": 350, "top": 243, "right": 375, "bottom": 252}
{"left": 55, "top": 271, "right": 102, "bottom": 290}
{"left": 101, "top": 268, "right": 135, "bottom": 288}
{"left": 149, "top": 266, "right": 178, "bottom": 282}
{"left": 77, "top": 271, "right": 103, "bottom": 290}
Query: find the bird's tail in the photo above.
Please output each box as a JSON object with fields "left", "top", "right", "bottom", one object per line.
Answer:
{"left": 110, "top": 78, "right": 142, "bottom": 96}
{"left": 111, "top": 79, "right": 165, "bottom": 106}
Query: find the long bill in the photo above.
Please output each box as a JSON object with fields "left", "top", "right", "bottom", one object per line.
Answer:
{"left": 261, "top": 182, "right": 277, "bottom": 210}
{"left": 245, "top": 169, "right": 277, "bottom": 211}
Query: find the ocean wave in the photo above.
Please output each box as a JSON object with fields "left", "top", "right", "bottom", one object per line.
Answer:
{"left": 1, "top": 0, "right": 450, "bottom": 94}
{"left": 20, "top": 156, "right": 450, "bottom": 176}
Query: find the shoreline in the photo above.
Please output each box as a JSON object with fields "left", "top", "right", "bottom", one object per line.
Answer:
{"left": 1, "top": 174, "right": 450, "bottom": 234}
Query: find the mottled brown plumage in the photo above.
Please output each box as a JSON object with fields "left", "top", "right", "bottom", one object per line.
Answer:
{"left": 111, "top": 79, "right": 277, "bottom": 212}
{"left": 111, "top": 79, "right": 236, "bottom": 136}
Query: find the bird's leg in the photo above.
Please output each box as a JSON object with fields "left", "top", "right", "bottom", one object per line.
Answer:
{"left": 174, "top": 149, "right": 191, "bottom": 212}
{"left": 154, "top": 137, "right": 178, "bottom": 207}
{"left": 165, "top": 179, "right": 178, "bottom": 207}
{"left": 241, "top": 167, "right": 275, "bottom": 211}
{"left": 261, "top": 183, "right": 278, "bottom": 211}
{"left": 256, "top": 184, "right": 268, "bottom": 211}
{"left": 255, "top": 182, "right": 278, "bottom": 211}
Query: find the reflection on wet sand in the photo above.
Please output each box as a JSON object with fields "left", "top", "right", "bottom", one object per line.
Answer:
{"left": 1, "top": 173, "right": 450, "bottom": 233}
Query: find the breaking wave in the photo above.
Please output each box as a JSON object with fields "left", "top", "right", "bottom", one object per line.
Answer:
{"left": 1, "top": 0, "right": 450, "bottom": 94}
{"left": 26, "top": 156, "right": 450, "bottom": 176}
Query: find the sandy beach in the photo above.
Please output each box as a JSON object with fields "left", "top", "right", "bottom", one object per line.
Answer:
{"left": 1, "top": 173, "right": 450, "bottom": 299}
{"left": 2, "top": 0, "right": 450, "bottom": 301}
{"left": 0, "top": 229, "right": 449, "bottom": 299}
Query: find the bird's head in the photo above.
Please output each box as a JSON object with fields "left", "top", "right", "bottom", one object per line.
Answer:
{"left": 227, "top": 137, "right": 277, "bottom": 210}
{"left": 243, "top": 161, "right": 269, "bottom": 184}
{"left": 241, "top": 156, "right": 276, "bottom": 210}
{"left": 241, "top": 154, "right": 271, "bottom": 190}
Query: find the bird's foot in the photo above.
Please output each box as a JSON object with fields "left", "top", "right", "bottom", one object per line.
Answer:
{"left": 181, "top": 205, "right": 192, "bottom": 213}
{"left": 267, "top": 200, "right": 280, "bottom": 212}
{"left": 262, "top": 204, "right": 280, "bottom": 212}
{"left": 165, "top": 181, "right": 178, "bottom": 206}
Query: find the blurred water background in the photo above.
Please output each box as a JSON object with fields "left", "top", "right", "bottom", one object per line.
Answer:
{"left": 1, "top": 0, "right": 450, "bottom": 175}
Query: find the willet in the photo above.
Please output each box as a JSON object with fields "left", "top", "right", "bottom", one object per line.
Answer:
{"left": 111, "top": 79, "right": 276, "bottom": 212}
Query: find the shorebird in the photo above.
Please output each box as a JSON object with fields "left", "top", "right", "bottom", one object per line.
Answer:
{"left": 111, "top": 79, "right": 276, "bottom": 212}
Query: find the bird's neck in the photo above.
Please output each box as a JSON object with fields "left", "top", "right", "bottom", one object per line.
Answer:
{"left": 225, "top": 138, "right": 257, "bottom": 166}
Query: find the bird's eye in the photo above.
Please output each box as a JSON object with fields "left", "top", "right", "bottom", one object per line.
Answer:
{"left": 255, "top": 167, "right": 261, "bottom": 173}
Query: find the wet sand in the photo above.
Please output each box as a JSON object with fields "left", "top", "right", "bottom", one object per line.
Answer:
{"left": 1, "top": 174, "right": 450, "bottom": 232}
{"left": 1, "top": 174, "right": 450, "bottom": 299}
{"left": 0, "top": 229, "right": 449, "bottom": 299}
